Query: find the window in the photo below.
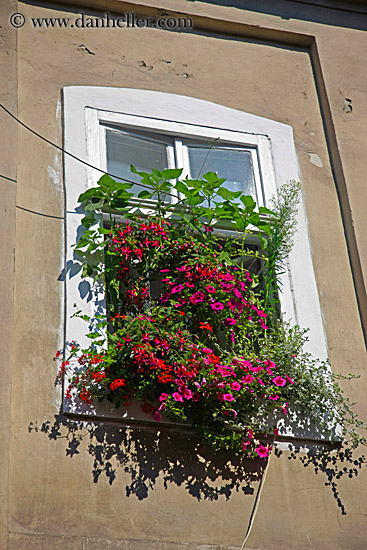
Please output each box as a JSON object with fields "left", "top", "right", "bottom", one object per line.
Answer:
{"left": 63, "top": 87, "right": 328, "bottom": 427}
{"left": 103, "top": 126, "right": 262, "bottom": 207}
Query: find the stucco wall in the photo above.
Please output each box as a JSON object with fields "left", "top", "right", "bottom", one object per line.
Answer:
{"left": 2, "top": 0, "right": 367, "bottom": 548}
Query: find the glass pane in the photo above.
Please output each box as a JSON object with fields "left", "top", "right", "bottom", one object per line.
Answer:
{"left": 106, "top": 130, "right": 169, "bottom": 198}
{"left": 187, "top": 146, "right": 257, "bottom": 203}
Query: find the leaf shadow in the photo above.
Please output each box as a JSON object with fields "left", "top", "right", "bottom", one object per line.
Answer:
{"left": 29, "top": 412, "right": 265, "bottom": 502}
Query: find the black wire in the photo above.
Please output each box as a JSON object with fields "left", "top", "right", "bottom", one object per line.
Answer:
{"left": 0, "top": 173, "right": 17, "bottom": 183}
{"left": 0, "top": 103, "right": 177, "bottom": 198}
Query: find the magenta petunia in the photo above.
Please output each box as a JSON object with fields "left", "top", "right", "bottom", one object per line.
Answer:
{"left": 154, "top": 411, "right": 162, "bottom": 422}
{"left": 205, "top": 285, "right": 216, "bottom": 293}
{"left": 171, "top": 284, "right": 184, "bottom": 294}
{"left": 223, "top": 393, "right": 235, "bottom": 402}
{"left": 273, "top": 376, "right": 286, "bottom": 387}
{"left": 255, "top": 444, "right": 269, "bottom": 458}
{"left": 224, "top": 317, "right": 237, "bottom": 326}
{"left": 190, "top": 291, "right": 206, "bottom": 304}
{"left": 211, "top": 301, "right": 224, "bottom": 311}
{"left": 172, "top": 392, "right": 184, "bottom": 402}
{"left": 159, "top": 393, "right": 168, "bottom": 401}
{"left": 231, "top": 381, "right": 241, "bottom": 391}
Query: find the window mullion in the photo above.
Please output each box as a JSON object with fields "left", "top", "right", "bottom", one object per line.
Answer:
{"left": 166, "top": 143, "right": 178, "bottom": 204}
{"left": 251, "top": 148, "right": 265, "bottom": 208}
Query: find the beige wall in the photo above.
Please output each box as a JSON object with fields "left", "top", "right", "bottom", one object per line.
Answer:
{"left": 0, "top": 1, "right": 17, "bottom": 549}
{"left": 2, "top": 0, "right": 367, "bottom": 548}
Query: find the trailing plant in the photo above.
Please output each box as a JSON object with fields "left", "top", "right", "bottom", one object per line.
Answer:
{"left": 57, "top": 168, "right": 366, "bottom": 458}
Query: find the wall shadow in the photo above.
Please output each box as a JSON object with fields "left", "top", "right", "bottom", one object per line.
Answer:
{"left": 29, "top": 412, "right": 366, "bottom": 512}
{"left": 29, "top": 412, "right": 264, "bottom": 501}
{"left": 275, "top": 442, "right": 367, "bottom": 515}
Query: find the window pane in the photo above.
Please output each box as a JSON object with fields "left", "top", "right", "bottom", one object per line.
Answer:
{"left": 106, "top": 130, "right": 169, "bottom": 197}
{"left": 187, "top": 146, "right": 257, "bottom": 202}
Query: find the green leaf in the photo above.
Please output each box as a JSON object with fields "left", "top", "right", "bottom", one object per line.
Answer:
{"left": 86, "top": 332, "right": 100, "bottom": 339}
{"left": 81, "top": 213, "right": 98, "bottom": 228}
{"left": 78, "top": 187, "right": 98, "bottom": 202}
{"left": 248, "top": 213, "right": 260, "bottom": 225}
{"left": 240, "top": 195, "right": 256, "bottom": 212}
{"left": 98, "top": 174, "right": 116, "bottom": 188}
{"left": 189, "top": 193, "right": 204, "bottom": 206}
{"left": 138, "top": 190, "right": 152, "bottom": 199}
{"left": 183, "top": 178, "right": 202, "bottom": 189}
{"left": 217, "top": 187, "right": 236, "bottom": 201}
{"left": 259, "top": 206, "right": 275, "bottom": 216}
{"left": 85, "top": 199, "right": 105, "bottom": 211}
{"left": 257, "top": 221, "right": 272, "bottom": 235}
{"left": 175, "top": 181, "right": 189, "bottom": 195}
{"left": 203, "top": 172, "right": 226, "bottom": 186}
{"left": 258, "top": 234, "right": 269, "bottom": 249}
{"left": 161, "top": 168, "right": 183, "bottom": 179}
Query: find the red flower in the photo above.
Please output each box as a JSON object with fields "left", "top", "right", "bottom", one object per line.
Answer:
{"left": 110, "top": 378, "right": 126, "bottom": 391}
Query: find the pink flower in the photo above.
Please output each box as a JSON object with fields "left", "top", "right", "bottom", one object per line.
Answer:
{"left": 202, "top": 347, "right": 213, "bottom": 355}
{"left": 221, "top": 283, "right": 233, "bottom": 292}
{"left": 285, "top": 375, "right": 294, "bottom": 385}
{"left": 172, "top": 392, "right": 184, "bottom": 402}
{"left": 211, "top": 301, "right": 224, "bottom": 311}
{"left": 247, "top": 428, "right": 254, "bottom": 439}
{"left": 183, "top": 388, "right": 193, "bottom": 400}
{"left": 158, "top": 402, "right": 166, "bottom": 412}
{"left": 154, "top": 411, "right": 162, "bottom": 422}
{"left": 224, "top": 317, "right": 237, "bottom": 326}
{"left": 243, "top": 374, "right": 255, "bottom": 384}
{"left": 282, "top": 402, "right": 289, "bottom": 415}
{"left": 231, "top": 381, "right": 241, "bottom": 391}
{"left": 192, "top": 392, "right": 200, "bottom": 402}
{"left": 233, "top": 288, "right": 243, "bottom": 300}
{"left": 159, "top": 393, "right": 168, "bottom": 402}
{"left": 171, "top": 284, "right": 184, "bottom": 294}
{"left": 256, "top": 309, "right": 267, "bottom": 318}
{"left": 242, "top": 440, "right": 251, "bottom": 450}
{"left": 205, "top": 285, "right": 216, "bottom": 293}
{"left": 273, "top": 376, "right": 286, "bottom": 387}
{"left": 255, "top": 444, "right": 269, "bottom": 458}
{"left": 223, "top": 393, "right": 235, "bottom": 402}
{"left": 269, "top": 394, "right": 280, "bottom": 401}
{"left": 190, "top": 291, "right": 206, "bottom": 304}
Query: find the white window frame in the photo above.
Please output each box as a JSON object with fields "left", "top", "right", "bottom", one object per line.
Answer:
{"left": 63, "top": 87, "right": 328, "bottom": 425}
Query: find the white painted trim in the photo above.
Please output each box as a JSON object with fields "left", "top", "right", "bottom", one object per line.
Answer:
{"left": 63, "top": 86, "right": 328, "bottom": 420}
